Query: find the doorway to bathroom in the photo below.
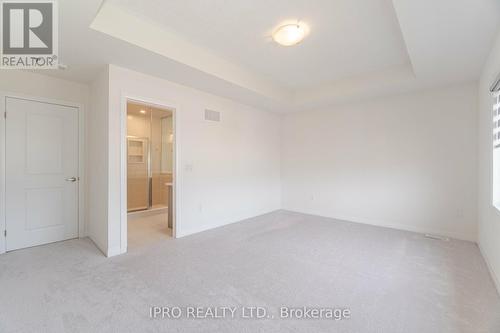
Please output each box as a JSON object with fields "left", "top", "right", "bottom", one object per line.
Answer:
{"left": 126, "top": 101, "right": 175, "bottom": 248}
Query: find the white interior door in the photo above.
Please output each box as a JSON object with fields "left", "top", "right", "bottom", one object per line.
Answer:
{"left": 5, "top": 97, "right": 79, "bottom": 251}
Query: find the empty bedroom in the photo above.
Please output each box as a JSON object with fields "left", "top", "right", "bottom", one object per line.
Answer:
{"left": 0, "top": 0, "right": 499, "bottom": 332}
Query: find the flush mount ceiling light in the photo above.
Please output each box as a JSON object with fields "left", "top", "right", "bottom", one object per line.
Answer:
{"left": 140, "top": 109, "right": 146, "bottom": 114}
{"left": 272, "top": 22, "right": 308, "bottom": 46}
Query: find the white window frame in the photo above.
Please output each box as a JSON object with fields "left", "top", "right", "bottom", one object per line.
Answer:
{"left": 492, "top": 91, "right": 500, "bottom": 210}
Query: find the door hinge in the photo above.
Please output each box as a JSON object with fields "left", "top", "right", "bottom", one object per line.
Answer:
{"left": 3, "top": 230, "right": 6, "bottom": 237}
{"left": 3, "top": 111, "right": 5, "bottom": 119}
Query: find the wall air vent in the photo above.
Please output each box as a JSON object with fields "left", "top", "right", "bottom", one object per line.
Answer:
{"left": 204, "top": 109, "right": 221, "bottom": 122}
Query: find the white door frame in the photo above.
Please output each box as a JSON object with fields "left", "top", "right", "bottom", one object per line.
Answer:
{"left": 120, "top": 94, "right": 180, "bottom": 254}
{"left": 0, "top": 92, "right": 85, "bottom": 254}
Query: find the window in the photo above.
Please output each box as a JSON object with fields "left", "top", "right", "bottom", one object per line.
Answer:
{"left": 494, "top": 92, "right": 500, "bottom": 149}
{"left": 493, "top": 91, "right": 500, "bottom": 208}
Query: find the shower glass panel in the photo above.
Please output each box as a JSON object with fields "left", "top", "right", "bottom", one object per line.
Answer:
{"left": 159, "top": 116, "right": 173, "bottom": 226}
{"left": 127, "top": 137, "right": 150, "bottom": 211}
{"left": 151, "top": 112, "right": 168, "bottom": 209}
{"left": 127, "top": 104, "right": 151, "bottom": 212}
{"left": 127, "top": 102, "right": 172, "bottom": 213}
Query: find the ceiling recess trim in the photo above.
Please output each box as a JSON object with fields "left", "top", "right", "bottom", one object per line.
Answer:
{"left": 90, "top": 2, "right": 292, "bottom": 103}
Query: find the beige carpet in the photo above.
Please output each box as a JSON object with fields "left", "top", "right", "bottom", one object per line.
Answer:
{"left": 0, "top": 210, "right": 499, "bottom": 332}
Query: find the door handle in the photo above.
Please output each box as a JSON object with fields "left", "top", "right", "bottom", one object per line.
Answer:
{"left": 65, "top": 177, "right": 78, "bottom": 182}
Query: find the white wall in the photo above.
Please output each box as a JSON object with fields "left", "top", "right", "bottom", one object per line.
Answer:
{"left": 0, "top": 67, "right": 486, "bottom": 265}
{"left": 106, "top": 65, "right": 281, "bottom": 255}
{"left": 478, "top": 30, "right": 500, "bottom": 293}
{"left": 0, "top": 71, "right": 89, "bottom": 254}
{"left": 88, "top": 68, "right": 110, "bottom": 254}
{"left": 0, "top": 71, "right": 89, "bottom": 103}
{"left": 282, "top": 83, "right": 478, "bottom": 241}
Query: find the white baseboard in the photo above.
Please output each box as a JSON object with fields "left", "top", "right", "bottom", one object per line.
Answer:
{"left": 282, "top": 209, "right": 476, "bottom": 242}
{"left": 176, "top": 208, "right": 281, "bottom": 238}
{"left": 87, "top": 236, "right": 108, "bottom": 257}
{"left": 478, "top": 242, "right": 500, "bottom": 296}
{"left": 107, "top": 245, "right": 124, "bottom": 257}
